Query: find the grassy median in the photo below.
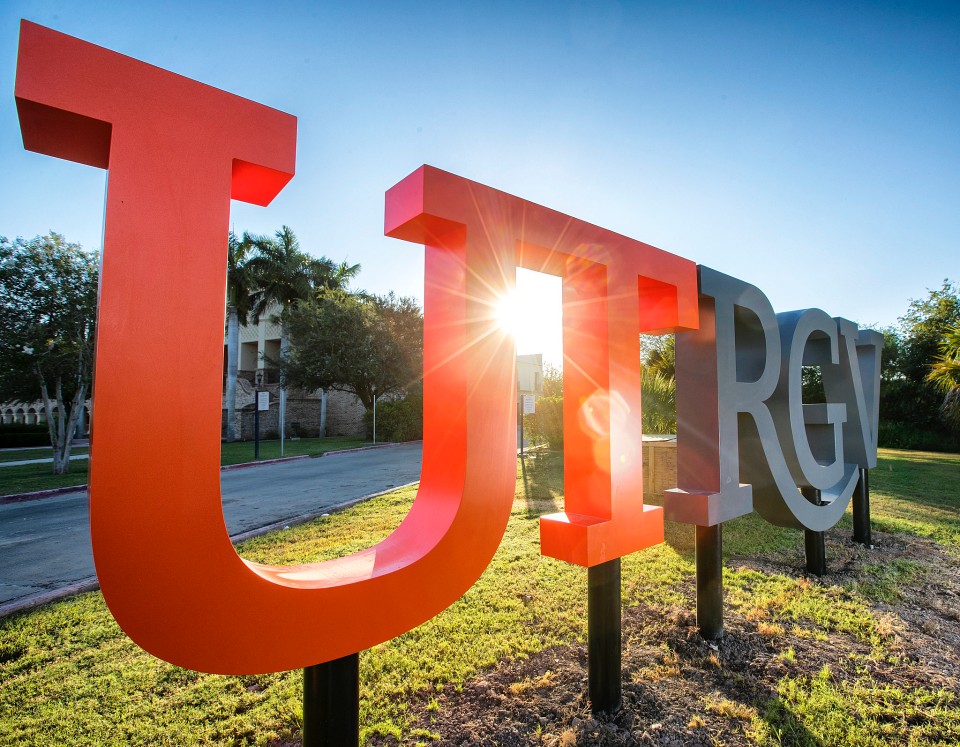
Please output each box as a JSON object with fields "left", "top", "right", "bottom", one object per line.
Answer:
{"left": 1, "top": 448, "right": 959, "bottom": 746}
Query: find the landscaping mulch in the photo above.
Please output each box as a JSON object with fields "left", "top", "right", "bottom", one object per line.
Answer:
{"left": 359, "top": 529, "right": 960, "bottom": 747}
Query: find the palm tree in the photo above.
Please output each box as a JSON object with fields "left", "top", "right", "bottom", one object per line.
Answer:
{"left": 245, "top": 225, "right": 360, "bottom": 438}
{"left": 224, "top": 232, "right": 252, "bottom": 442}
{"left": 641, "top": 367, "right": 677, "bottom": 434}
{"left": 641, "top": 334, "right": 677, "bottom": 433}
{"left": 246, "top": 226, "right": 317, "bottom": 326}
{"left": 642, "top": 334, "right": 675, "bottom": 379}
{"left": 312, "top": 257, "right": 364, "bottom": 294}
{"left": 928, "top": 324, "right": 960, "bottom": 427}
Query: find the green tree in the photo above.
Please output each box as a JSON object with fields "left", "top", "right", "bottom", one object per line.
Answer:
{"left": 244, "top": 226, "right": 360, "bottom": 435}
{"left": 0, "top": 234, "right": 98, "bottom": 474}
{"left": 897, "top": 279, "right": 960, "bottom": 382}
{"left": 928, "top": 324, "right": 960, "bottom": 427}
{"left": 879, "top": 280, "right": 960, "bottom": 450}
{"left": 641, "top": 333, "right": 676, "bottom": 379}
{"left": 641, "top": 334, "right": 677, "bottom": 433}
{"left": 541, "top": 364, "right": 563, "bottom": 398}
{"left": 641, "top": 368, "right": 676, "bottom": 434}
{"left": 223, "top": 232, "right": 252, "bottom": 442}
{"left": 524, "top": 366, "right": 563, "bottom": 449}
{"left": 283, "top": 291, "right": 423, "bottom": 412}
{"left": 525, "top": 396, "right": 564, "bottom": 450}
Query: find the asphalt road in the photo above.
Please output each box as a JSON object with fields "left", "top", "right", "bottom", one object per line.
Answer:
{"left": 0, "top": 443, "right": 422, "bottom": 615}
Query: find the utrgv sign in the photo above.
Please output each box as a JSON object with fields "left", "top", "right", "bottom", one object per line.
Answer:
{"left": 16, "top": 22, "right": 880, "bottom": 676}
{"left": 666, "top": 268, "right": 882, "bottom": 531}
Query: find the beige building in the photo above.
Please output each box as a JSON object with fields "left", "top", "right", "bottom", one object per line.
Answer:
{"left": 1, "top": 401, "right": 91, "bottom": 434}
{"left": 516, "top": 353, "right": 544, "bottom": 448}
{"left": 2, "top": 403, "right": 45, "bottom": 425}
{"left": 1, "top": 321, "right": 541, "bottom": 443}
{"left": 517, "top": 353, "right": 544, "bottom": 399}
{"left": 222, "top": 308, "right": 366, "bottom": 440}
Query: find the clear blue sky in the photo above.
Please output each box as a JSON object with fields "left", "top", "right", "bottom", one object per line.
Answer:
{"left": 3, "top": 1, "right": 958, "bottom": 361}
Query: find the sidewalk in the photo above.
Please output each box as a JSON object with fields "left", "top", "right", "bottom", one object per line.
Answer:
{"left": 0, "top": 454, "right": 89, "bottom": 468}
{"left": 0, "top": 438, "right": 91, "bottom": 468}
{"left": 0, "top": 439, "right": 90, "bottom": 452}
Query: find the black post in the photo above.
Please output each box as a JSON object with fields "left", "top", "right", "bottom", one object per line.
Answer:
{"left": 588, "top": 558, "right": 621, "bottom": 714}
{"left": 852, "top": 468, "right": 871, "bottom": 547}
{"left": 254, "top": 391, "right": 260, "bottom": 461}
{"left": 695, "top": 523, "right": 724, "bottom": 640}
{"left": 303, "top": 654, "right": 360, "bottom": 747}
{"left": 518, "top": 399, "right": 524, "bottom": 456}
{"left": 801, "top": 487, "right": 826, "bottom": 576}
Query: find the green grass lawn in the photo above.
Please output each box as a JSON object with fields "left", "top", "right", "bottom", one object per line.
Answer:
{"left": 0, "top": 460, "right": 91, "bottom": 496}
{"left": 868, "top": 448, "right": 960, "bottom": 549}
{"left": 1, "top": 448, "right": 958, "bottom": 746}
{"left": 0, "top": 437, "right": 371, "bottom": 497}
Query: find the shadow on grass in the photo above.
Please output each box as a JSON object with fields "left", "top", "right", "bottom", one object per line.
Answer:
{"left": 758, "top": 702, "right": 826, "bottom": 747}
{"left": 518, "top": 450, "right": 563, "bottom": 519}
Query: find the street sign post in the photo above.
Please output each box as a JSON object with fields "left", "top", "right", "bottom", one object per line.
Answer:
{"left": 255, "top": 391, "right": 269, "bottom": 461}
{"left": 522, "top": 394, "right": 535, "bottom": 414}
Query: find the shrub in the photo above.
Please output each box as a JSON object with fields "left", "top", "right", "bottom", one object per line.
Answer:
{"left": 366, "top": 395, "right": 423, "bottom": 442}
{"left": 641, "top": 369, "right": 676, "bottom": 434}
{"left": 0, "top": 423, "right": 50, "bottom": 448}
{"left": 878, "top": 420, "right": 960, "bottom": 453}
{"left": 525, "top": 396, "right": 563, "bottom": 450}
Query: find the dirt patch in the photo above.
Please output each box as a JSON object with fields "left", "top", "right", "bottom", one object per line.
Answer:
{"left": 294, "top": 530, "right": 960, "bottom": 746}
{"left": 732, "top": 528, "right": 960, "bottom": 690}
{"left": 380, "top": 607, "right": 777, "bottom": 746}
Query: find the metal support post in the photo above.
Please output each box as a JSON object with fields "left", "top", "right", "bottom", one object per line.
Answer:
{"left": 588, "top": 558, "right": 621, "bottom": 714}
{"left": 518, "top": 398, "right": 524, "bottom": 455}
{"left": 852, "top": 468, "right": 871, "bottom": 547}
{"left": 279, "top": 386, "right": 286, "bottom": 457}
{"left": 254, "top": 393, "right": 260, "bottom": 461}
{"left": 801, "top": 487, "right": 826, "bottom": 576}
{"left": 302, "top": 653, "right": 360, "bottom": 747}
{"left": 695, "top": 523, "right": 724, "bottom": 640}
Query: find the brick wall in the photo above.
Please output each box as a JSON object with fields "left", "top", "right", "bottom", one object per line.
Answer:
{"left": 325, "top": 389, "right": 367, "bottom": 436}
{"left": 224, "top": 385, "right": 366, "bottom": 440}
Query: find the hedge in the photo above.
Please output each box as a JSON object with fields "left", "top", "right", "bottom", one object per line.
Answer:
{"left": 0, "top": 424, "right": 50, "bottom": 448}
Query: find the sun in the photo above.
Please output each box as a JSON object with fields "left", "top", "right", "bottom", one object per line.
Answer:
{"left": 493, "top": 269, "right": 563, "bottom": 367}
{"left": 494, "top": 288, "right": 524, "bottom": 339}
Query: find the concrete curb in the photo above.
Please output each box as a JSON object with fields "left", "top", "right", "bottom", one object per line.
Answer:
{"left": 0, "top": 577, "right": 100, "bottom": 619}
{"left": 219, "top": 455, "right": 310, "bottom": 471}
{"left": 321, "top": 440, "right": 422, "bottom": 457}
{"left": 0, "top": 485, "right": 86, "bottom": 505}
{"left": 0, "top": 480, "right": 421, "bottom": 619}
